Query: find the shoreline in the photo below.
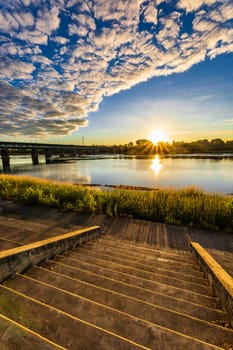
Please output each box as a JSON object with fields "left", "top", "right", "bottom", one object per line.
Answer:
{"left": 1, "top": 152, "right": 232, "bottom": 195}
{"left": 78, "top": 183, "right": 233, "bottom": 196}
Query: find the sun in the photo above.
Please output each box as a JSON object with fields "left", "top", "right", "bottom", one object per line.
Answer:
{"left": 148, "top": 129, "right": 168, "bottom": 145}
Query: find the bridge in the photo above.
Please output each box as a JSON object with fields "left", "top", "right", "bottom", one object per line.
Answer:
{"left": 0, "top": 141, "right": 103, "bottom": 172}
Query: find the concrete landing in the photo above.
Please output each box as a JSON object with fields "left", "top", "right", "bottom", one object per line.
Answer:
{"left": 0, "top": 199, "right": 232, "bottom": 277}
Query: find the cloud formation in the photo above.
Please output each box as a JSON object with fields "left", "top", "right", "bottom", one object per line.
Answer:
{"left": 0, "top": 0, "right": 232, "bottom": 137}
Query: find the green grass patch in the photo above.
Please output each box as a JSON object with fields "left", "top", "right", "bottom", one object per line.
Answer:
{"left": 0, "top": 175, "right": 232, "bottom": 232}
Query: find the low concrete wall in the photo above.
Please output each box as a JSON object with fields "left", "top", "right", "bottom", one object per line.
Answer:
{"left": 191, "top": 242, "right": 233, "bottom": 327}
{"left": 0, "top": 226, "right": 100, "bottom": 283}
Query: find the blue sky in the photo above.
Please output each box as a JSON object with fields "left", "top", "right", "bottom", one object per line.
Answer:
{"left": 0, "top": 0, "right": 232, "bottom": 144}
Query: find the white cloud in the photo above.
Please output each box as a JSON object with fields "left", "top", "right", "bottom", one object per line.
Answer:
{"left": 193, "top": 18, "right": 217, "bottom": 32}
{"left": 0, "top": 59, "right": 35, "bottom": 80}
{"left": 68, "top": 23, "right": 89, "bottom": 37}
{"left": 220, "top": 3, "right": 233, "bottom": 21}
{"left": 0, "top": 0, "right": 232, "bottom": 137}
{"left": 0, "top": 81, "right": 88, "bottom": 136}
{"left": 31, "top": 55, "right": 51, "bottom": 65}
{"left": 143, "top": 1, "right": 158, "bottom": 25}
{"left": 60, "top": 46, "right": 67, "bottom": 55}
{"left": 51, "top": 36, "right": 70, "bottom": 44}
{"left": 71, "top": 13, "right": 96, "bottom": 31}
{"left": 22, "top": 0, "right": 31, "bottom": 5}
{"left": 36, "top": 6, "right": 60, "bottom": 34}
{"left": 209, "top": 43, "right": 233, "bottom": 59}
{"left": 17, "top": 29, "right": 48, "bottom": 45}
{"left": 12, "top": 11, "right": 34, "bottom": 27}
{"left": 177, "top": 0, "right": 217, "bottom": 13}
{"left": 156, "top": 12, "right": 181, "bottom": 45}
{"left": 0, "top": 11, "right": 19, "bottom": 31}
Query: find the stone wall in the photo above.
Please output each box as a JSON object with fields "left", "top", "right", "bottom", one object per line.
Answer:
{"left": 0, "top": 226, "right": 100, "bottom": 283}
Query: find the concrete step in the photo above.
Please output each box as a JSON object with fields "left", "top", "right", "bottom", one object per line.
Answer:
{"left": 60, "top": 252, "right": 210, "bottom": 295}
{"left": 1, "top": 226, "right": 232, "bottom": 349}
{"left": 50, "top": 255, "right": 219, "bottom": 307}
{"left": 101, "top": 237, "right": 190, "bottom": 255}
{"left": 0, "top": 285, "right": 147, "bottom": 350}
{"left": 0, "top": 313, "right": 65, "bottom": 350}
{"left": 72, "top": 245, "right": 205, "bottom": 282}
{"left": 3, "top": 274, "right": 233, "bottom": 349}
{"left": 79, "top": 242, "right": 203, "bottom": 276}
{"left": 41, "top": 259, "right": 221, "bottom": 310}
{"left": 26, "top": 265, "right": 226, "bottom": 323}
{"left": 96, "top": 236, "right": 192, "bottom": 262}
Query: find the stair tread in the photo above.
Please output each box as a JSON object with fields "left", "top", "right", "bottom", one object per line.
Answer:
{"left": 60, "top": 252, "right": 210, "bottom": 295}
{"left": 96, "top": 236, "right": 192, "bottom": 259}
{"left": 0, "top": 285, "right": 147, "bottom": 350}
{"left": 72, "top": 246, "right": 205, "bottom": 282}
{"left": 0, "top": 231, "right": 232, "bottom": 350}
{"left": 0, "top": 314, "right": 64, "bottom": 350}
{"left": 27, "top": 265, "right": 226, "bottom": 323}
{"left": 3, "top": 275, "right": 233, "bottom": 349}
{"left": 89, "top": 242, "right": 194, "bottom": 265}
{"left": 49, "top": 255, "right": 219, "bottom": 306}
{"left": 78, "top": 243, "right": 202, "bottom": 275}
{"left": 42, "top": 259, "right": 221, "bottom": 309}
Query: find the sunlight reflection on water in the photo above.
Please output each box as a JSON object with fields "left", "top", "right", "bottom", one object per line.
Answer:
{"left": 151, "top": 155, "right": 163, "bottom": 176}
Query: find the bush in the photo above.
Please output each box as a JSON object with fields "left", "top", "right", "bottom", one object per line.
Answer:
{"left": 0, "top": 175, "right": 232, "bottom": 232}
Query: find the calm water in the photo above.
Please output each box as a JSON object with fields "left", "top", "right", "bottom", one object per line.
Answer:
{"left": 1, "top": 154, "right": 233, "bottom": 194}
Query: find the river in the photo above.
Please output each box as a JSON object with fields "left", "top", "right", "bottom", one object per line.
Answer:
{"left": 1, "top": 154, "right": 233, "bottom": 194}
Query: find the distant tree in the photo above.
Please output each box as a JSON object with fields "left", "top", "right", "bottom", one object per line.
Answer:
{"left": 135, "top": 139, "right": 150, "bottom": 145}
{"left": 210, "top": 138, "right": 225, "bottom": 152}
{"left": 99, "top": 137, "right": 232, "bottom": 155}
{"left": 225, "top": 140, "right": 233, "bottom": 152}
{"left": 134, "top": 139, "right": 154, "bottom": 154}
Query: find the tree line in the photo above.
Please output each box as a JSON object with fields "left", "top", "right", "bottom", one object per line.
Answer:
{"left": 98, "top": 138, "right": 233, "bottom": 155}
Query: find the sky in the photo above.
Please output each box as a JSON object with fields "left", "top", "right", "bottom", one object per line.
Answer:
{"left": 0, "top": 0, "right": 232, "bottom": 145}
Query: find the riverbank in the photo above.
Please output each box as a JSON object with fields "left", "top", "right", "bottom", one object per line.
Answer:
{"left": 80, "top": 183, "right": 233, "bottom": 194}
{"left": 0, "top": 174, "right": 232, "bottom": 232}
{"left": 4, "top": 153, "right": 233, "bottom": 194}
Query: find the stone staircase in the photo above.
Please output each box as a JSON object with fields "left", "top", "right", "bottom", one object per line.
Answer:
{"left": 0, "top": 234, "right": 233, "bottom": 349}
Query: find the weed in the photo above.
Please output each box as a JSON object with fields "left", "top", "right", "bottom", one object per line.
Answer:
{"left": 0, "top": 175, "right": 232, "bottom": 232}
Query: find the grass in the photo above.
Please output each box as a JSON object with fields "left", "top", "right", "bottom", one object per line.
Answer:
{"left": 0, "top": 174, "right": 232, "bottom": 232}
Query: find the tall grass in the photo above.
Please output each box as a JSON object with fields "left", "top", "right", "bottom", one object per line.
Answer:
{"left": 0, "top": 175, "right": 232, "bottom": 232}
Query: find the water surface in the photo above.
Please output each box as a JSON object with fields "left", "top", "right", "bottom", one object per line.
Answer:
{"left": 3, "top": 154, "right": 233, "bottom": 194}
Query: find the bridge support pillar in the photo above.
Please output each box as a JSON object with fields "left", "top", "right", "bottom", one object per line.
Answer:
{"left": 31, "top": 149, "right": 39, "bottom": 165}
{"left": 1, "top": 148, "right": 10, "bottom": 172}
{"left": 45, "top": 151, "right": 51, "bottom": 164}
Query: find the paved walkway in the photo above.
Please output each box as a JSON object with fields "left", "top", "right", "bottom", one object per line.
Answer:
{"left": 0, "top": 199, "right": 232, "bottom": 276}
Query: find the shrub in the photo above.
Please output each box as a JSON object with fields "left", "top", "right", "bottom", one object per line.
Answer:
{"left": 0, "top": 175, "right": 232, "bottom": 232}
